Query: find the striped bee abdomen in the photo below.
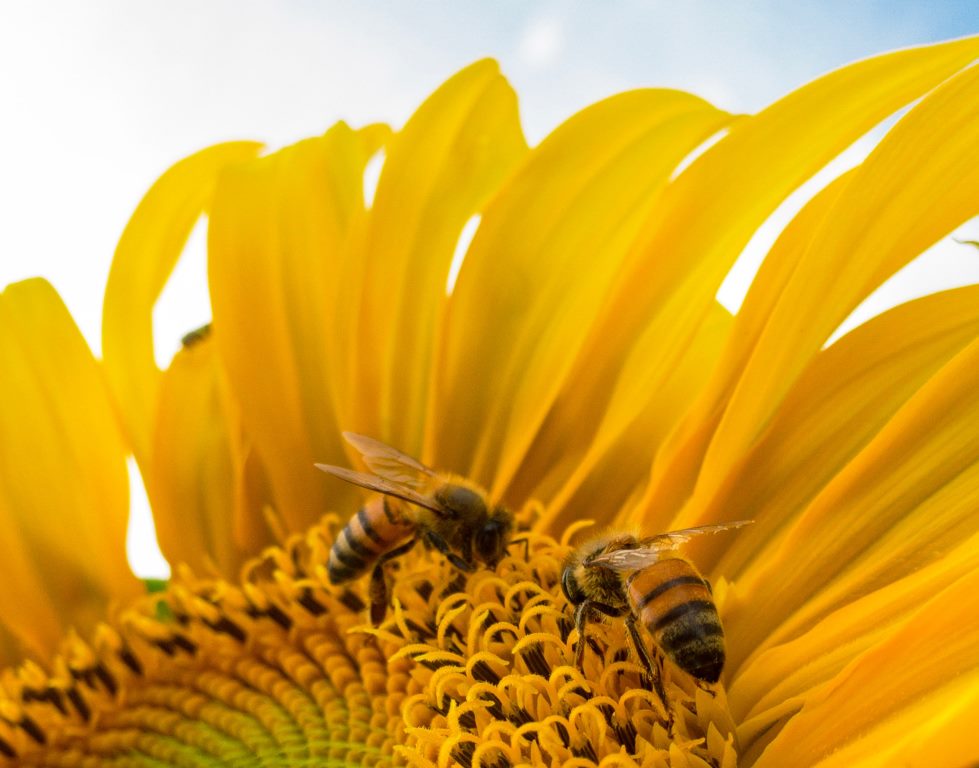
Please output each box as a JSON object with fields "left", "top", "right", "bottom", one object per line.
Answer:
{"left": 627, "top": 557, "right": 725, "bottom": 683}
{"left": 327, "top": 497, "right": 413, "bottom": 584}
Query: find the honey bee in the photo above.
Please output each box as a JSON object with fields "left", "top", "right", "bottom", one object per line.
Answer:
{"left": 561, "top": 521, "right": 752, "bottom": 688}
{"left": 316, "top": 432, "right": 514, "bottom": 624}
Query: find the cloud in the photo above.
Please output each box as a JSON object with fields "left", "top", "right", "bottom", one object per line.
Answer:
{"left": 518, "top": 13, "right": 565, "bottom": 67}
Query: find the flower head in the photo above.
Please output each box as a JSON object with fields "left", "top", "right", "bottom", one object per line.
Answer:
{"left": 0, "top": 512, "right": 745, "bottom": 767}
{"left": 2, "top": 37, "right": 979, "bottom": 767}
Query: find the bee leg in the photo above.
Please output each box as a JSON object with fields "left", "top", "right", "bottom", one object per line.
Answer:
{"left": 573, "top": 601, "right": 624, "bottom": 671}
{"left": 368, "top": 539, "right": 417, "bottom": 626}
{"left": 509, "top": 536, "right": 531, "bottom": 560}
{"left": 424, "top": 530, "right": 475, "bottom": 572}
{"left": 694, "top": 679, "right": 717, "bottom": 698}
{"left": 368, "top": 563, "right": 388, "bottom": 626}
{"left": 572, "top": 602, "right": 591, "bottom": 671}
{"left": 625, "top": 615, "right": 672, "bottom": 729}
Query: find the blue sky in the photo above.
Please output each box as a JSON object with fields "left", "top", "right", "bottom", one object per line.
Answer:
{"left": 1, "top": 2, "right": 977, "bottom": 574}
{"left": 2, "top": 1, "right": 976, "bottom": 350}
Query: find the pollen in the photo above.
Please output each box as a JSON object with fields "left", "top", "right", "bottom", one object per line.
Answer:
{"left": 0, "top": 507, "right": 738, "bottom": 767}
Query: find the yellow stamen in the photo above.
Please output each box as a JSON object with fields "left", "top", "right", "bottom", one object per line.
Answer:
{"left": 0, "top": 506, "right": 739, "bottom": 767}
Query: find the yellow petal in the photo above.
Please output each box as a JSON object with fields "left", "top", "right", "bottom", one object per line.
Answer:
{"left": 430, "top": 87, "right": 732, "bottom": 494}
{"left": 701, "top": 58, "right": 979, "bottom": 491}
{"left": 340, "top": 59, "right": 527, "bottom": 456}
{"left": 528, "top": 36, "right": 979, "bottom": 521}
{"left": 705, "top": 285, "right": 979, "bottom": 587}
{"left": 728, "top": 333, "right": 979, "bottom": 669}
{"left": 146, "top": 332, "right": 267, "bottom": 575}
{"left": 747, "top": 567, "right": 979, "bottom": 768}
{"left": 854, "top": 688, "right": 979, "bottom": 768}
{"left": 208, "top": 125, "right": 378, "bottom": 533}
{"left": 729, "top": 531, "right": 979, "bottom": 723}
{"left": 638, "top": 169, "right": 854, "bottom": 526}
{"left": 0, "top": 279, "right": 139, "bottom": 661}
{"left": 102, "top": 141, "right": 262, "bottom": 468}
{"left": 539, "top": 301, "right": 732, "bottom": 532}
{"left": 0, "top": 495, "right": 61, "bottom": 662}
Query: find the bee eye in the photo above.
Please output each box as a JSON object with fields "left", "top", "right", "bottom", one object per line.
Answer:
{"left": 561, "top": 568, "right": 583, "bottom": 605}
{"left": 474, "top": 521, "right": 504, "bottom": 564}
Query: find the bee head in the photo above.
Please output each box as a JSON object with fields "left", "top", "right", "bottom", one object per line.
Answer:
{"left": 473, "top": 505, "right": 513, "bottom": 567}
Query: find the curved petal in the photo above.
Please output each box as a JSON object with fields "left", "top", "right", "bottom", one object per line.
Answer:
{"left": 697, "top": 286, "right": 979, "bottom": 587}
{"left": 727, "top": 333, "right": 979, "bottom": 669}
{"left": 539, "top": 301, "right": 732, "bottom": 532}
{"left": 0, "top": 279, "right": 139, "bottom": 662}
{"left": 747, "top": 566, "right": 979, "bottom": 768}
{"left": 146, "top": 333, "right": 269, "bottom": 575}
{"left": 339, "top": 59, "right": 527, "bottom": 457}
{"left": 701, "top": 58, "right": 979, "bottom": 491}
{"left": 209, "top": 124, "right": 383, "bottom": 533}
{"left": 524, "top": 37, "right": 979, "bottom": 522}
{"left": 638, "top": 169, "right": 855, "bottom": 525}
{"left": 430, "top": 87, "right": 732, "bottom": 496}
{"left": 729, "top": 531, "right": 979, "bottom": 722}
{"left": 102, "top": 141, "right": 263, "bottom": 468}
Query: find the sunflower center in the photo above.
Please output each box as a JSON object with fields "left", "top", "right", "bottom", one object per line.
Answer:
{"left": 377, "top": 515, "right": 739, "bottom": 767}
{"left": 0, "top": 509, "right": 738, "bottom": 767}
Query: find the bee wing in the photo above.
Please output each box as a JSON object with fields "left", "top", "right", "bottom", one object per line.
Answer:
{"left": 342, "top": 432, "right": 436, "bottom": 488}
{"left": 584, "top": 547, "right": 669, "bottom": 573}
{"left": 586, "top": 521, "right": 754, "bottom": 573}
{"left": 315, "top": 464, "right": 448, "bottom": 515}
{"left": 639, "top": 520, "right": 755, "bottom": 548}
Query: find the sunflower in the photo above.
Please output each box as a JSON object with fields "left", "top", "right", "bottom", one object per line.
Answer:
{"left": 1, "top": 36, "right": 978, "bottom": 768}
